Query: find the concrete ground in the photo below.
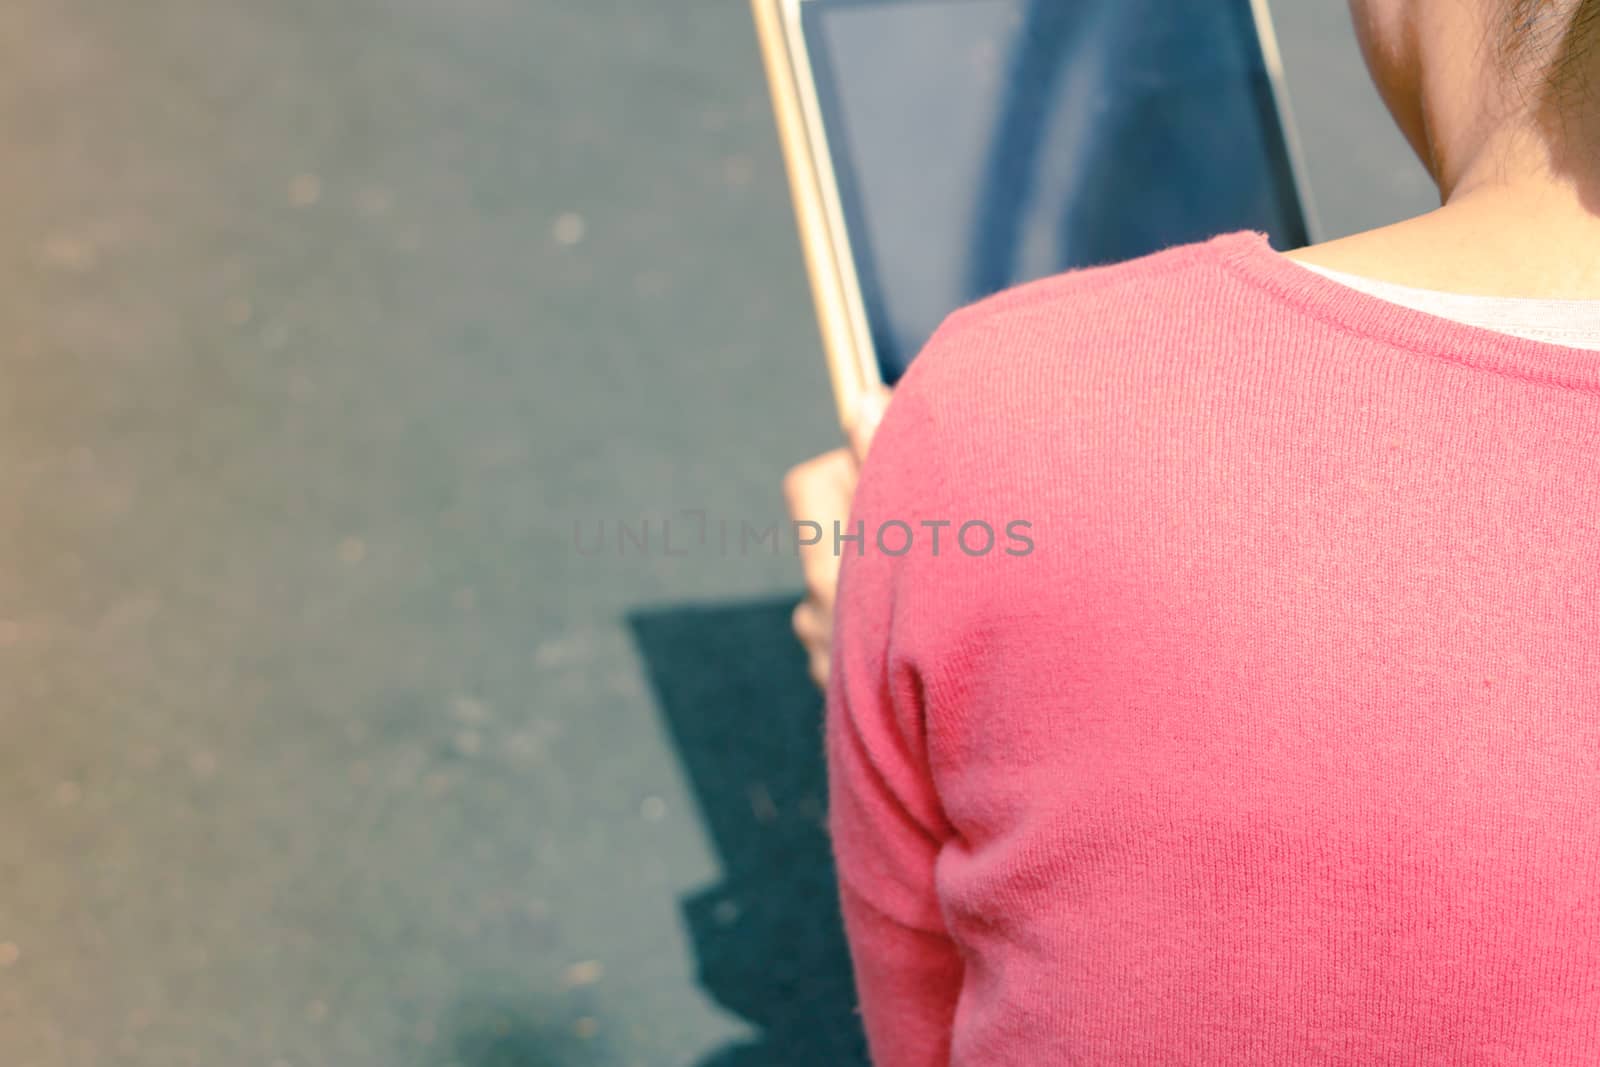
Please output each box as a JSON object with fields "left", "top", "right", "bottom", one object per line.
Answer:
{"left": 0, "top": 2, "right": 1432, "bottom": 1065}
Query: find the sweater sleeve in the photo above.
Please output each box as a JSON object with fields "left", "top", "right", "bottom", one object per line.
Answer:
{"left": 825, "top": 341, "right": 965, "bottom": 1066}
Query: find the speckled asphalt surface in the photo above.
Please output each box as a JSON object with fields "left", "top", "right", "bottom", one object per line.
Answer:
{"left": 0, "top": 3, "right": 1432, "bottom": 1066}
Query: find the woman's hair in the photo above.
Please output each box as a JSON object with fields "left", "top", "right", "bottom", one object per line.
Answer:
{"left": 1496, "top": 0, "right": 1600, "bottom": 181}
{"left": 1502, "top": 0, "right": 1600, "bottom": 100}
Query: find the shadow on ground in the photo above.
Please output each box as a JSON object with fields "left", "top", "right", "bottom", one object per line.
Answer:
{"left": 627, "top": 597, "right": 869, "bottom": 1067}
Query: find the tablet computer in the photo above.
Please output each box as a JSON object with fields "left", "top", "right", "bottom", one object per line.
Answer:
{"left": 752, "top": 0, "right": 1317, "bottom": 430}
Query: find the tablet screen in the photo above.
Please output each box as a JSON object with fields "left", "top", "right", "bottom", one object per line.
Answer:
{"left": 800, "top": 0, "right": 1311, "bottom": 383}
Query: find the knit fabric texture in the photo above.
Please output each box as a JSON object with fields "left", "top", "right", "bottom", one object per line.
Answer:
{"left": 826, "top": 230, "right": 1600, "bottom": 1066}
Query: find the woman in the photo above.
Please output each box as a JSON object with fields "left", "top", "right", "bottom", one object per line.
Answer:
{"left": 784, "top": 1, "right": 1600, "bottom": 1062}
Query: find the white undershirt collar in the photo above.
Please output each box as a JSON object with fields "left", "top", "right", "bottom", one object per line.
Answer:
{"left": 1292, "top": 259, "right": 1600, "bottom": 353}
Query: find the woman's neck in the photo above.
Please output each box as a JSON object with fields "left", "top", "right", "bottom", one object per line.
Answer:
{"left": 1286, "top": 170, "right": 1600, "bottom": 300}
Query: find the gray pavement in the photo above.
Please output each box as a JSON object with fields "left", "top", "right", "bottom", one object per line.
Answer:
{"left": 0, "top": 3, "right": 1432, "bottom": 1066}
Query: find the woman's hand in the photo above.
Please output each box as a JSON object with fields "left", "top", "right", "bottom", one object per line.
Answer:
{"left": 782, "top": 385, "right": 892, "bottom": 689}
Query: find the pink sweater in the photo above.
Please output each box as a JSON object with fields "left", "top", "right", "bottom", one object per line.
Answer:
{"left": 826, "top": 230, "right": 1600, "bottom": 1065}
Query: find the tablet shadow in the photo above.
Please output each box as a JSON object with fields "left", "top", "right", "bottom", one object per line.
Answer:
{"left": 626, "top": 597, "right": 869, "bottom": 1067}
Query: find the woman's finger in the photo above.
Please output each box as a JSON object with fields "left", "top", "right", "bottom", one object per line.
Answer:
{"left": 783, "top": 448, "right": 856, "bottom": 607}
{"left": 783, "top": 402, "right": 890, "bottom": 693}
{"left": 846, "top": 383, "right": 892, "bottom": 462}
{"left": 793, "top": 598, "right": 834, "bottom": 688}
{"left": 807, "top": 646, "right": 831, "bottom": 690}
{"left": 792, "top": 598, "right": 831, "bottom": 646}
